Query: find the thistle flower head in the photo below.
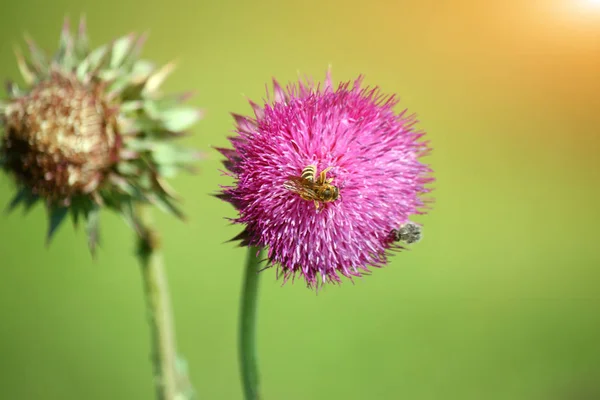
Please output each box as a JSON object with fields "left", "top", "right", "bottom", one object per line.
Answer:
{"left": 218, "top": 71, "right": 434, "bottom": 288}
{"left": 0, "top": 17, "right": 202, "bottom": 253}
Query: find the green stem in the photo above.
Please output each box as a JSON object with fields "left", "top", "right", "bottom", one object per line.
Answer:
{"left": 239, "top": 246, "right": 264, "bottom": 400}
{"left": 135, "top": 205, "right": 193, "bottom": 400}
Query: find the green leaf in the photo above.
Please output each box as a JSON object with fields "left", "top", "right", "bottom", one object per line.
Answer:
{"left": 70, "top": 203, "right": 81, "bottom": 228}
{"left": 153, "top": 143, "right": 200, "bottom": 166}
{"left": 175, "top": 148, "right": 201, "bottom": 164}
{"left": 24, "top": 35, "right": 48, "bottom": 74}
{"left": 116, "top": 161, "right": 140, "bottom": 175}
{"left": 130, "top": 60, "right": 155, "bottom": 83}
{"left": 136, "top": 172, "right": 154, "bottom": 191}
{"left": 157, "top": 164, "right": 179, "bottom": 178}
{"left": 4, "top": 80, "right": 22, "bottom": 97}
{"left": 21, "top": 191, "right": 39, "bottom": 213}
{"left": 143, "top": 99, "right": 162, "bottom": 119}
{"left": 144, "top": 61, "right": 176, "bottom": 94}
{"left": 5, "top": 188, "right": 39, "bottom": 214}
{"left": 147, "top": 192, "right": 185, "bottom": 220}
{"left": 120, "top": 33, "right": 148, "bottom": 69}
{"left": 160, "top": 107, "right": 202, "bottom": 131}
{"left": 125, "top": 138, "right": 155, "bottom": 152}
{"left": 58, "top": 18, "right": 71, "bottom": 48}
{"left": 77, "top": 44, "right": 108, "bottom": 81}
{"left": 106, "top": 75, "right": 132, "bottom": 99}
{"left": 152, "top": 143, "right": 179, "bottom": 164}
{"left": 119, "top": 197, "right": 142, "bottom": 235}
{"left": 74, "top": 15, "right": 89, "bottom": 60}
{"left": 98, "top": 69, "right": 121, "bottom": 82}
{"left": 150, "top": 92, "right": 193, "bottom": 110}
{"left": 75, "top": 58, "right": 90, "bottom": 81}
{"left": 14, "top": 47, "right": 36, "bottom": 85}
{"left": 62, "top": 50, "right": 76, "bottom": 71}
{"left": 110, "top": 174, "right": 139, "bottom": 196}
{"left": 70, "top": 196, "right": 93, "bottom": 228}
{"left": 118, "top": 117, "right": 143, "bottom": 135}
{"left": 85, "top": 44, "right": 110, "bottom": 77}
{"left": 110, "top": 34, "right": 134, "bottom": 69}
{"left": 56, "top": 18, "right": 75, "bottom": 69}
{"left": 119, "top": 101, "right": 143, "bottom": 113}
{"left": 46, "top": 206, "right": 68, "bottom": 246}
{"left": 85, "top": 204, "right": 101, "bottom": 256}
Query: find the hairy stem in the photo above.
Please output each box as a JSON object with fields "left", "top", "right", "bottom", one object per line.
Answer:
{"left": 136, "top": 205, "right": 193, "bottom": 400}
{"left": 239, "top": 246, "right": 264, "bottom": 400}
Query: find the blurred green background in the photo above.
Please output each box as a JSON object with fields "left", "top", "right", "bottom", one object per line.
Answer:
{"left": 1, "top": 0, "right": 599, "bottom": 399}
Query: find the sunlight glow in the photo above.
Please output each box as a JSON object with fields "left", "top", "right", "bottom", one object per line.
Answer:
{"left": 538, "top": 0, "right": 600, "bottom": 29}
{"left": 574, "top": 0, "right": 600, "bottom": 14}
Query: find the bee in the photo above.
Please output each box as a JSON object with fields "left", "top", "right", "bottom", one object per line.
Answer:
{"left": 391, "top": 221, "right": 422, "bottom": 244}
{"left": 283, "top": 164, "right": 340, "bottom": 209}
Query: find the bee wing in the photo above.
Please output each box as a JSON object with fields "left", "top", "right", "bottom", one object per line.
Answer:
{"left": 283, "top": 177, "right": 318, "bottom": 199}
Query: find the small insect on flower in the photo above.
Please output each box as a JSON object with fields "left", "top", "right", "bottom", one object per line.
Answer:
{"left": 283, "top": 164, "right": 340, "bottom": 210}
{"left": 391, "top": 221, "right": 423, "bottom": 245}
{"left": 0, "top": 17, "right": 202, "bottom": 254}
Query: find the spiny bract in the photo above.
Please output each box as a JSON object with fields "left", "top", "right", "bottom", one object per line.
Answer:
{"left": 0, "top": 17, "right": 202, "bottom": 254}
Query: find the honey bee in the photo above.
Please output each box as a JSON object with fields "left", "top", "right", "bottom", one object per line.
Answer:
{"left": 283, "top": 164, "right": 340, "bottom": 209}
{"left": 391, "top": 221, "right": 422, "bottom": 244}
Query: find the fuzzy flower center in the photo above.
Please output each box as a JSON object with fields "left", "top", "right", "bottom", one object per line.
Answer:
{"left": 1, "top": 71, "right": 119, "bottom": 202}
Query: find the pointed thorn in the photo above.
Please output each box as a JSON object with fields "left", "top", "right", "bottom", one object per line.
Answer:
{"left": 62, "top": 16, "right": 71, "bottom": 36}
{"left": 13, "top": 45, "right": 35, "bottom": 85}
{"left": 144, "top": 61, "right": 177, "bottom": 94}
{"left": 133, "top": 31, "right": 149, "bottom": 55}
{"left": 23, "top": 33, "right": 38, "bottom": 53}
{"left": 5, "top": 190, "right": 25, "bottom": 214}
{"left": 78, "top": 14, "right": 87, "bottom": 36}
{"left": 325, "top": 64, "right": 333, "bottom": 91}
{"left": 86, "top": 205, "right": 101, "bottom": 257}
{"left": 156, "top": 176, "right": 180, "bottom": 200}
{"left": 5, "top": 79, "right": 16, "bottom": 96}
{"left": 176, "top": 90, "right": 196, "bottom": 103}
{"left": 225, "top": 229, "right": 249, "bottom": 244}
{"left": 89, "top": 238, "right": 98, "bottom": 259}
{"left": 231, "top": 113, "right": 256, "bottom": 133}
{"left": 247, "top": 99, "right": 265, "bottom": 120}
{"left": 272, "top": 78, "right": 287, "bottom": 103}
{"left": 46, "top": 206, "right": 68, "bottom": 247}
{"left": 90, "top": 191, "right": 103, "bottom": 206}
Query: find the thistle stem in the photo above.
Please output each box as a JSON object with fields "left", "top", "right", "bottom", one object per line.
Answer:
{"left": 135, "top": 205, "right": 192, "bottom": 400}
{"left": 239, "top": 246, "right": 264, "bottom": 400}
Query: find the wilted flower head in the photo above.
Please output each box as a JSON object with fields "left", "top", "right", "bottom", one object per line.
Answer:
{"left": 218, "top": 71, "right": 434, "bottom": 288}
{"left": 0, "top": 17, "right": 202, "bottom": 253}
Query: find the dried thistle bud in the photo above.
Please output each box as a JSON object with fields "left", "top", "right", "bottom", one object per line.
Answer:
{"left": 2, "top": 72, "right": 118, "bottom": 201}
{"left": 0, "top": 17, "right": 202, "bottom": 254}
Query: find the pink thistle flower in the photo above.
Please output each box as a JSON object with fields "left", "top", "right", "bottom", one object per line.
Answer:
{"left": 218, "top": 71, "right": 434, "bottom": 288}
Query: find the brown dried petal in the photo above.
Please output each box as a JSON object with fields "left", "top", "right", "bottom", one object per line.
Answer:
{"left": 1, "top": 71, "right": 119, "bottom": 203}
